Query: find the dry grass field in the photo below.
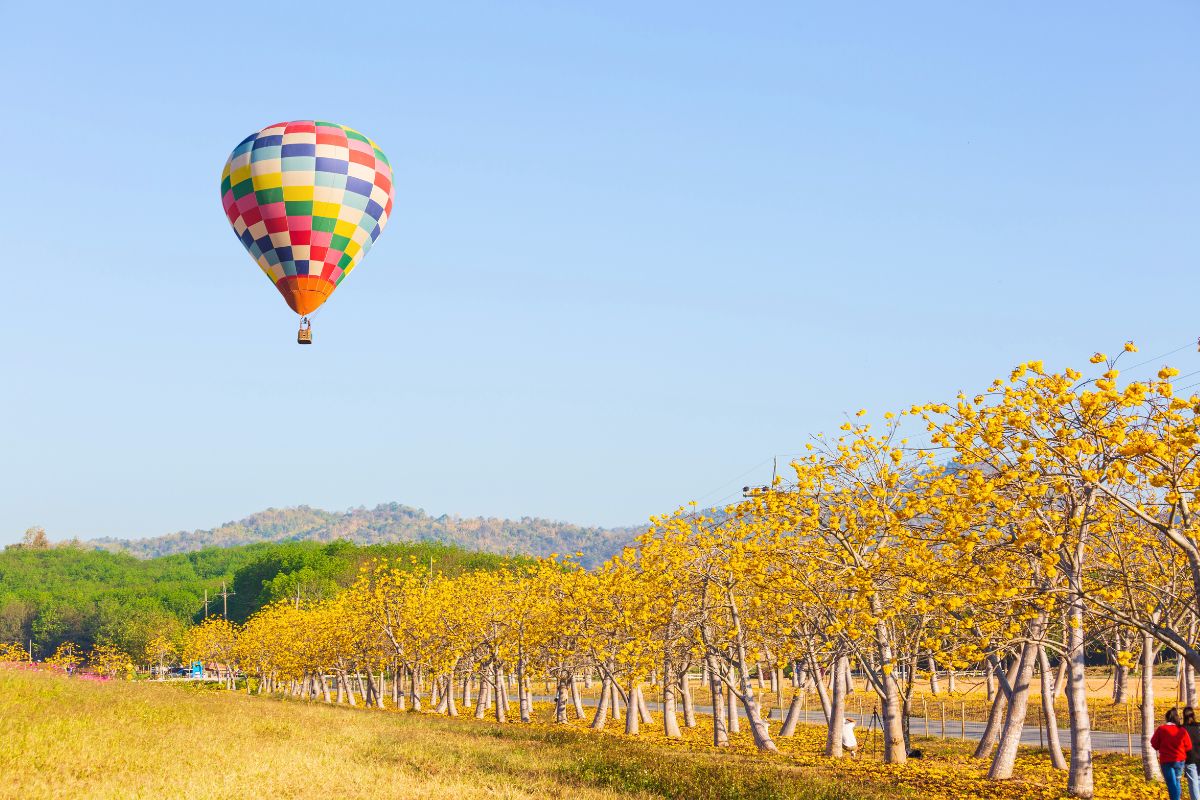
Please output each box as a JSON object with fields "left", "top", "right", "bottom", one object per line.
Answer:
{"left": 0, "top": 668, "right": 871, "bottom": 800}
{"left": 0, "top": 667, "right": 1174, "bottom": 800}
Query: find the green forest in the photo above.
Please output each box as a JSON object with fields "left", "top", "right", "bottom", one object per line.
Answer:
{"left": 0, "top": 538, "right": 524, "bottom": 662}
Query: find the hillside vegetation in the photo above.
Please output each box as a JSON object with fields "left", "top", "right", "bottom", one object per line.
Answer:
{"left": 0, "top": 539, "right": 524, "bottom": 660}
{"left": 90, "top": 502, "right": 639, "bottom": 566}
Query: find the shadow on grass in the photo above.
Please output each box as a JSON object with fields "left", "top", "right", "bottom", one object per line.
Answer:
{"left": 558, "top": 751, "right": 870, "bottom": 800}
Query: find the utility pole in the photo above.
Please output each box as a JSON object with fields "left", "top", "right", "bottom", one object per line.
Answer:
{"left": 204, "top": 589, "right": 209, "bottom": 619}
{"left": 217, "top": 582, "right": 235, "bottom": 620}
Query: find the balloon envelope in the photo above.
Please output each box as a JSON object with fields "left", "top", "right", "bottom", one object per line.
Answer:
{"left": 220, "top": 121, "right": 394, "bottom": 316}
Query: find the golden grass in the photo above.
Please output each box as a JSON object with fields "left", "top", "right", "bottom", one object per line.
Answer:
{"left": 0, "top": 668, "right": 873, "bottom": 800}
{"left": 1, "top": 666, "right": 1177, "bottom": 800}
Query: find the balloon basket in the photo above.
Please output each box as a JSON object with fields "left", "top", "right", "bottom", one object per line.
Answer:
{"left": 297, "top": 318, "right": 312, "bottom": 345}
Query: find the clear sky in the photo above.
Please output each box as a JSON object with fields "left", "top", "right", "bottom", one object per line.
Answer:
{"left": 1, "top": 1, "right": 1196, "bottom": 545}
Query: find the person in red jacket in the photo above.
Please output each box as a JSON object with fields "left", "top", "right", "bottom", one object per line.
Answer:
{"left": 1153, "top": 708, "right": 1194, "bottom": 800}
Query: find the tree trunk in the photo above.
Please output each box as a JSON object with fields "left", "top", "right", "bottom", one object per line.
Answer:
{"left": 726, "top": 663, "right": 740, "bottom": 734}
{"left": 319, "top": 672, "right": 332, "bottom": 704}
{"left": 681, "top": 671, "right": 697, "bottom": 728}
{"left": 445, "top": 674, "right": 458, "bottom": 717}
{"left": 809, "top": 656, "right": 832, "bottom": 722}
{"left": 566, "top": 674, "right": 582, "bottom": 719}
{"left": 515, "top": 655, "right": 530, "bottom": 723}
{"left": 1141, "top": 634, "right": 1164, "bottom": 783}
{"left": 1189, "top": 619, "right": 1199, "bottom": 707}
{"left": 554, "top": 674, "right": 569, "bottom": 723}
{"left": 493, "top": 663, "right": 507, "bottom": 723}
{"left": 733, "top": 659, "right": 778, "bottom": 751}
{"left": 973, "top": 656, "right": 1017, "bottom": 759}
{"left": 499, "top": 667, "right": 511, "bottom": 715}
{"left": 435, "top": 675, "right": 449, "bottom": 713}
{"left": 474, "top": 671, "right": 489, "bottom": 720}
{"left": 871, "top": 604, "right": 906, "bottom": 764}
{"left": 706, "top": 653, "right": 729, "bottom": 747}
{"left": 780, "top": 690, "right": 804, "bottom": 737}
{"left": 590, "top": 674, "right": 611, "bottom": 730}
{"left": 1065, "top": 567, "right": 1094, "bottom": 799}
{"left": 824, "top": 653, "right": 846, "bottom": 757}
{"left": 662, "top": 660, "right": 682, "bottom": 738}
{"left": 636, "top": 685, "right": 653, "bottom": 724}
{"left": 1112, "top": 660, "right": 1129, "bottom": 705}
{"left": 409, "top": 667, "right": 422, "bottom": 712}
{"left": 1038, "top": 645, "right": 1067, "bottom": 771}
{"left": 989, "top": 614, "right": 1046, "bottom": 779}
{"left": 624, "top": 679, "right": 640, "bottom": 735}
{"left": 928, "top": 654, "right": 941, "bottom": 696}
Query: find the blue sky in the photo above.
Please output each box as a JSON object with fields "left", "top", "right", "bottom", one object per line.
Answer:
{"left": 1, "top": 1, "right": 1196, "bottom": 544}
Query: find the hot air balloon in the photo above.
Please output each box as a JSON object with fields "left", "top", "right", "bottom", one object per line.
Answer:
{"left": 220, "top": 121, "right": 394, "bottom": 343}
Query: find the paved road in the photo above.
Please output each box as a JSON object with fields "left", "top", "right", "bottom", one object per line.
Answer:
{"left": 535, "top": 694, "right": 1143, "bottom": 755}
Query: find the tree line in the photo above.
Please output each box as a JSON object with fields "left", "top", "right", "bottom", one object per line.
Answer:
{"left": 0, "top": 538, "right": 519, "bottom": 664}
{"left": 177, "top": 343, "right": 1200, "bottom": 800}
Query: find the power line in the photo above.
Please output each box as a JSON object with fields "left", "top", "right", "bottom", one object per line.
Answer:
{"left": 686, "top": 337, "right": 1200, "bottom": 516}
{"left": 1120, "top": 339, "right": 1198, "bottom": 373}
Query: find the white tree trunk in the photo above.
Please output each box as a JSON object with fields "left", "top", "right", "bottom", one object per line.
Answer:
{"left": 706, "top": 653, "right": 729, "bottom": 747}
{"left": 570, "top": 674, "right": 585, "bottom": 719}
{"left": 989, "top": 615, "right": 1046, "bottom": 779}
{"left": 681, "top": 672, "right": 697, "bottom": 727}
{"left": 809, "top": 657, "right": 832, "bottom": 722}
{"left": 824, "top": 654, "right": 846, "bottom": 757}
{"left": 493, "top": 663, "right": 507, "bottom": 723}
{"left": 590, "top": 674, "right": 611, "bottom": 730}
{"left": 624, "top": 679, "right": 640, "bottom": 735}
{"left": 1141, "top": 634, "right": 1164, "bottom": 783}
{"left": 1038, "top": 645, "right": 1067, "bottom": 770}
{"left": 662, "top": 660, "right": 682, "bottom": 738}
{"left": 1065, "top": 585, "right": 1094, "bottom": 798}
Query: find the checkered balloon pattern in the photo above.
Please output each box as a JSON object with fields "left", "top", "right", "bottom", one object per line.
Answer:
{"left": 220, "top": 121, "right": 394, "bottom": 316}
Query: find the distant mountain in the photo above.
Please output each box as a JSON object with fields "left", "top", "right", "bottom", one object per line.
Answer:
{"left": 90, "top": 503, "right": 642, "bottom": 568}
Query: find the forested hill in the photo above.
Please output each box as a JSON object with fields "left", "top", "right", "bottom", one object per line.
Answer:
{"left": 0, "top": 539, "right": 528, "bottom": 659}
{"left": 90, "top": 503, "right": 641, "bottom": 568}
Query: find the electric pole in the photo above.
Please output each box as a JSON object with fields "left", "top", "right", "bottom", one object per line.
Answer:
{"left": 217, "top": 582, "right": 235, "bottom": 619}
{"left": 204, "top": 589, "right": 209, "bottom": 619}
